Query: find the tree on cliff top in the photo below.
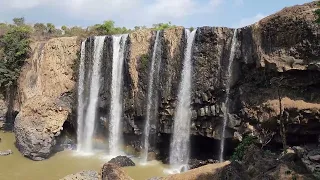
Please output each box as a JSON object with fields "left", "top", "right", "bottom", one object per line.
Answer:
{"left": 152, "top": 22, "right": 176, "bottom": 30}
{"left": 0, "top": 20, "right": 31, "bottom": 88}
{"left": 88, "top": 20, "right": 131, "bottom": 35}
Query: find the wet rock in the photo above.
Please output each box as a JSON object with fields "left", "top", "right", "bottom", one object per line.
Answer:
{"left": 0, "top": 99, "right": 7, "bottom": 124}
{"left": 309, "top": 155, "right": 320, "bottom": 162}
{"left": 199, "top": 108, "right": 205, "bottom": 117}
{"left": 147, "top": 178, "right": 163, "bottom": 180}
{"left": 162, "top": 162, "right": 231, "bottom": 180}
{"left": 0, "top": 149, "right": 12, "bottom": 156}
{"left": 101, "top": 163, "right": 133, "bottom": 180}
{"left": 60, "top": 171, "right": 99, "bottom": 180}
{"left": 108, "top": 156, "right": 135, "bottom": 167}
{"left": 189, "top": 158, "right": 219, "bottom": 170}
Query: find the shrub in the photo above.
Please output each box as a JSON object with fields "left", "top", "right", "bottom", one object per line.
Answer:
{"left": 315, "top": 2, "right": 320, "bottom": 24}
{"left": 231, "top": 135, "right": 257, "bottom": 161}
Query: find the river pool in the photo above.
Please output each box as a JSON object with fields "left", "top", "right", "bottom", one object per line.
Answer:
{"left": 0, "top": 131, "right": 168, "bottom": 180}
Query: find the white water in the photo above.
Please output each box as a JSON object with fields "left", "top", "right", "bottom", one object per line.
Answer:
{"left": 169, "top": 29, "right": 197, "bottom": 172}
{"left": 81, "top": 36, "right": 105, "bottom": 153}
{"left": 109, "top": 34, "right": 128, "bottom": 156}
{"left": 141, "top": 31, "right": 161, "bottom": 164}
{"left": 76, "top": 41, "right": 86, "bottom": 152}
{"left": 219, "top": 29, "right": 237, "bottom": 162}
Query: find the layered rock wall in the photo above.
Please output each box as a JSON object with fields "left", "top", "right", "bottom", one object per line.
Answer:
{"left": 15, "top": 37, "right": 79, "bottom": 160}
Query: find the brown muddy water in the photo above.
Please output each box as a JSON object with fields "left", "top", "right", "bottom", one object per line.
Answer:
{"left": 0, "top": 131, "right": 168, "bottom": 180}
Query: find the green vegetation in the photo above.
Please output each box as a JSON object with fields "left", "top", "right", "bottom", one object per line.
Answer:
{"left": 0, "top": 18, "right": 177, "bottom": 40}
{"left": 152, "top": 22, "right": 176, "bottom": 30}
{"left": 140, "top": 54, "right": 149, "bottom": 71}
{"left": 231, "top": 135, "right": 257, "bottom": 161}
{"left": 0, "top": 20, "right": 32, "bottom": 89}
{"left": 315, "top": 2, "right": 320, "bottom": 24}
{"left": 88, "top": 20, "right": 131, "bottom": 36}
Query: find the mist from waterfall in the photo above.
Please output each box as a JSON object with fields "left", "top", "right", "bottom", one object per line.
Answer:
{"left": 108, "top": 34, "right": 128, "bottom": 156}
{"left": 141, "top": 31, "right": 161, "bottom": 164}
{"left": 78, "top": 36, "right": 105, "bottom": 153}
{"left": 219, "top": 29, "right": 237, "bottom": 162}
{"left": 169, "top": 29, "right": 197, "bottom": 172}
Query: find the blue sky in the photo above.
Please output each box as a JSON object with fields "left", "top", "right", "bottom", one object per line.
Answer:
{"left": 0, "top": 0, "right": 313, "bottom": 28}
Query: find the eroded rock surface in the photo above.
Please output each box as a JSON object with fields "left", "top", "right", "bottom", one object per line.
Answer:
{"left": 60, "top": 171, "right": 99, "bottom": 180}
{"left": 108, "top": 156, "right": 135, "bottom": 167}
{"left": 15, "top": 37, "right": 78, "bottom": 160}
{"left": 100, "top": 163, "right": 133, "bottom": 180}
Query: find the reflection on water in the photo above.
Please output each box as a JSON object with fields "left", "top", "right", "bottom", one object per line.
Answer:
{"left": 0, "top": 132, "right": 167, "bottom": 180}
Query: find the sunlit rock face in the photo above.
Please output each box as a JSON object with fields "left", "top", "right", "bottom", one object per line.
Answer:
{"left": 15, "top": 37, "right": 79, "bottom": 160}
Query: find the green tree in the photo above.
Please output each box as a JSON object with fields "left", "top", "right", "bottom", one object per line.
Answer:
{"left": 0, "top": 25, "right": 31, "bottom": 87}
{"left": 61, "top": 25, "right": 68, "bottom": 32}
{"left": 46, "top": 23, "right": 56, "bottom": 34}
{"left": 134, "top": 26, "right": 147, "bottom": 31}
{"left": 89, "top": 20, "right": 131, "bottom": 35}
{"left": 13, "top": 17, "right": 25, "bottom": 26}
{"left": 152, "top": 22, "right": 175, "bottom": 30}
{"left": 34, "top": 23, "right": 46, "bottom": 35}
{"left": 96, "top": 20, "right": 115, "bottom": 34}
{"left": 69, "top": 26, "right": 85, "bottom": 36}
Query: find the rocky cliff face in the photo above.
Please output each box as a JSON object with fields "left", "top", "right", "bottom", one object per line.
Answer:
{"left": 13, "top": 1, "right": 320, "bottom": 161}
{"left": 15, "top": 37, "right": 79, "bottom": 160}
{"left": 236, "top": 1, "right": 320, "bottom": 145}
{"left": 119, "top": 1, "right": 320, "bottom": 151}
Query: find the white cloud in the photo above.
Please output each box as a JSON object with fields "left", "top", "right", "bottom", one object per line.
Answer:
{"left": 234, "top": 13, "right": 265, "bottom": 28}
{"left": 0, "top": 0, "right": 53, "bottom": 9}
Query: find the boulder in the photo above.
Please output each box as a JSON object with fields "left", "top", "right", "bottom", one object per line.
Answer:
{"left": 108, "top": 156, "right": 135, "bottom": 167}
{"left": 161, "top": 161, "right": 232, "bottom": 180}
{"left": 60, "top": 171, "right": 99, "bottom": 180}
{"left": 188, "top": 158, "right": 219, "bottom": 170}
{"left": 293, "top": 145, "right": 320, "bottom": 179}
{"left": 100, "top": 163, "right": 133, "bottom": 180}
{"left": 0, "top": 149, "right": 12, "bottom": 156}
{"left": 241, "top": 145, "right": 317, "bottom": 180}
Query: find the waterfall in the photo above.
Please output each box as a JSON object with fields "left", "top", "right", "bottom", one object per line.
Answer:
{"left": 79, "top": 36, "right": 105, "bottom": 153}
{"left": 76, "top": 41, "right": 86, "bottom": 152}
{"left": 108, "top": 34, "right": 128, "bottom": 156}
{"left": 219, "top": 29, "right": 237, "bottom": 162}
{"left": 141, "top": 31, "right": 161, "bottom": 164}
{"left": 169, "top": 29, "right": 197, "bottom": 172}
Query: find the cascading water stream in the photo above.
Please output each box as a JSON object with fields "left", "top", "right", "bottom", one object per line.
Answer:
{"left": 219, "top": 29, "right": 237, "bottom": 162}
{"left": 80, "top": 36, "right": 105, "bottom": 153}
{"left": 108, "top": 34, "right": 128, "bottom": 156}
{"left": 76, "top": 41, "right": 86, "bottom": 152}
{"left": 141, "top": 31, "right": 161, "bottom": 164}
{"left": 169, "top": 29, "right": 197, "bottom": 172}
